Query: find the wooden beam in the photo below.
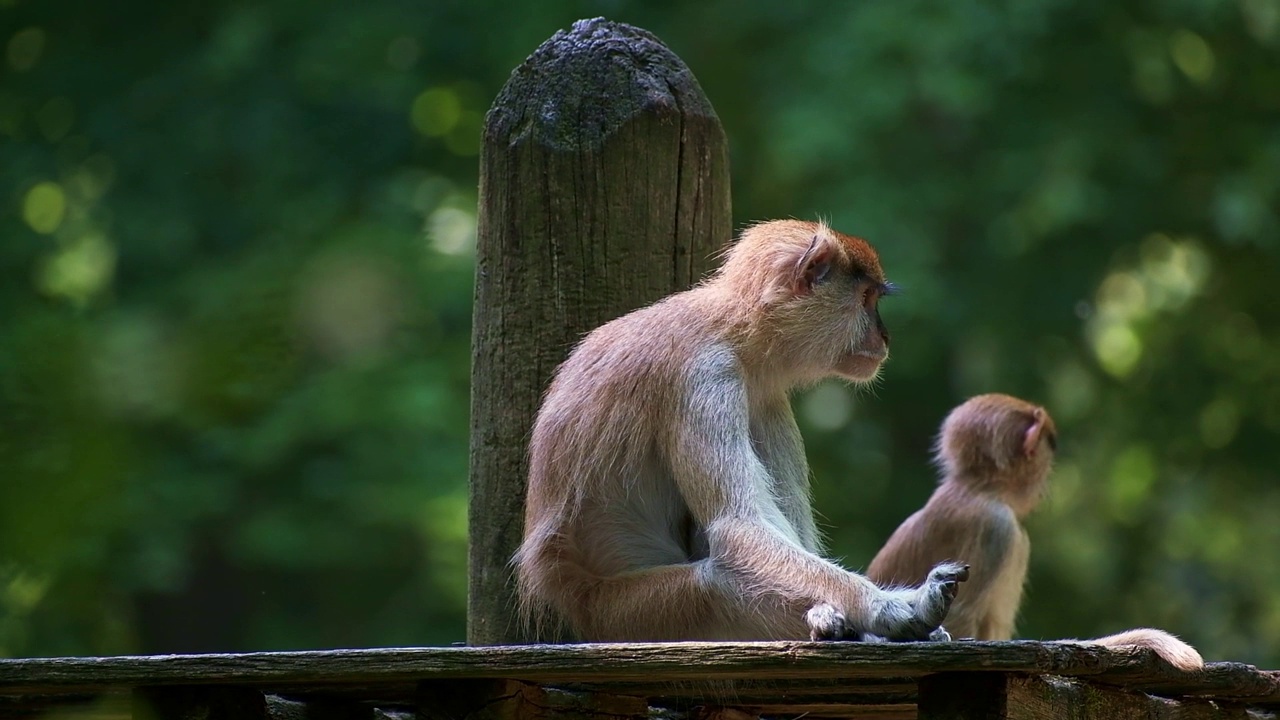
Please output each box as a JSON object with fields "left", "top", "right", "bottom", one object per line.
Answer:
{"left": 3, "top": 646, "right": 1278, "bottom": 720}
{"left": 1100, "top": 662, "right": 1280, "bottom": 702}
{"left": 417, "top": 680, "right": 652, "bottom": 720}
{"left": 918, "top": 673, "right": 1255, "bottom": 720}
{"left": 917, "top": 673, "right": 1007, "bottom": 720}
{"left": 133, "top": 686, "right": 266, "bottom": 720}
{"left": 264, "top": 694, "right": 393, "bottom": 720}
{"left": 469, "top": 16, "right": 731, "bottom": 645}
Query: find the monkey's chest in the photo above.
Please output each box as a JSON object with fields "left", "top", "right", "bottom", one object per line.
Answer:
{"left": 981, "top": 527, "right": 1031, "bottom": 639}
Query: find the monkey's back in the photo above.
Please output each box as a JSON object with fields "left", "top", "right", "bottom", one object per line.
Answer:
{"left": 867, "top": 484, "right": 1028, "bottom": 640}
{"left": 516, "top": 289, "right": 730, "bottom": 619}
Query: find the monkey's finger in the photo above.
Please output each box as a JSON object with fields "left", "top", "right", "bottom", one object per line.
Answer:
{"left": 940, "top": 581, "right": 960, "bottom": 601}
{"left": 925, "top": 561, "right": 971, "bottom": 585}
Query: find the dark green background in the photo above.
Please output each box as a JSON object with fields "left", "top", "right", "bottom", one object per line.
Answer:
{"left": 2, "top": 0, "right": 1277, "bottom": 666}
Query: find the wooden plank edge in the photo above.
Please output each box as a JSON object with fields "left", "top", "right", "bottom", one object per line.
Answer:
{"left": 0, "top": 641, "right": 1155, "bottom": 690}
{"left": 1, "top": 642, "right": 1273, "bottom": 707}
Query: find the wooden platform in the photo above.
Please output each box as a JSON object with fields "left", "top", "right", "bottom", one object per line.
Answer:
{"left": 2, "top": 641, "right": 1277, "bottom": 719}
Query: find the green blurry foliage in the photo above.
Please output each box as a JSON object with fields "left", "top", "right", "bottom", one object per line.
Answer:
{"left": 1, "top": 0, "right": 1278, "bottom": 664}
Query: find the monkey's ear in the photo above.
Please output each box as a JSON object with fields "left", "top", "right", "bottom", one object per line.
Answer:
{"left": 793, "top": 234, "right": 836, "bottom": 296}
{"left": 1022, "top": 408, "right": 1049, "bottom": 456}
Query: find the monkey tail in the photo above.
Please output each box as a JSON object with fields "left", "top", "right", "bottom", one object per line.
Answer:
{"left": 1083, "top": 628, "right": 1204, "bottom": 671}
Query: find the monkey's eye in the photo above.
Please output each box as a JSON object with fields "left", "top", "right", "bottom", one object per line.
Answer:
{"left": 861, "top": 281, "right": 893, "bottom": 307}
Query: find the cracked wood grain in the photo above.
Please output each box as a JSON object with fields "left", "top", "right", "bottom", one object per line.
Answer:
{"left": 470, "top": 17, "right": 731, "bottom": 645}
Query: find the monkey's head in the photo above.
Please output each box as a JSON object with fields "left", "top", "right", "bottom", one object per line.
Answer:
{"left": 716, "top": 220, "right": 892, "bottom": 384}
{"left": 935, "top": 393, "right": 1057, "bottom": 512}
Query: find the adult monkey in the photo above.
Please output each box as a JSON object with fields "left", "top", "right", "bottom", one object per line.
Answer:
{"left": 515, "top": 219, "right": 968, "bottom": 642}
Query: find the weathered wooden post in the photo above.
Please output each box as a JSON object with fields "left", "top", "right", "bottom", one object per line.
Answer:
{"left": 468, "top": 18, "right": 732, "bottom": 645}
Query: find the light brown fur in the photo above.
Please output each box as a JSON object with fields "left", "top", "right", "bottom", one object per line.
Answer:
{"left": 868, "top": 394, "right": 1203, "bottom": 671}
{"left": 516, "top": 220, "right": 968, "bottom": 643}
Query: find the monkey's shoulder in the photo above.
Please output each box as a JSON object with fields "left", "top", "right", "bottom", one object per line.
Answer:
{"left": 916, "top": 490, "right": 1025, "bottom": 550}
{"left": 561, "top": 294, "right": 740, "bottom": 385}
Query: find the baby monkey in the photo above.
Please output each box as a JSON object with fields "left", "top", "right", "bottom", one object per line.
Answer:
{"left": 868, "top": 393, "right": 1203, "bottom": 671}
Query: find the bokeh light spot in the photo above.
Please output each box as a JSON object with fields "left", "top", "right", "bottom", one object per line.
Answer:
{"left": 93, "top": 314, "right": 181, "bottom": 419}
{"left": 428, "top": 207, "right": 476, "bottom": 255}
{"left": 1242, "top": 0, "right": 1280, "bottom": 42}
{"left": 1046, "top": 358, "right": 1097, "bottom": 420}
{"left": 422, "top": 492, "right": 468, "bottom": 607}
{"left": 294, "top": 254, "right": 403, "bottom": 362}
{"left": 1092, "top": 323, "right": 1142, "bottom": 378}
{"left": 1200, "top": 396, "right": 1241, "bottom": 449}
{"left": 1107, "top": 445, "right": 1156, "bottom": 523}
{"left": 1169, "top": 30, "right": 1215, "bottom": 84}
{"left": 3, "top": 571, "right": 50, "bottom": 611}
{"left": 22, "top": 181, "right": 66, "bottom": 234}
{"left": 37, "top": 233, "right": 116, "bottom": 305}
{"left": 801, "top": 380, "right": 853, "bottom": 431}
{"left": 1097, "top": 271, "right": 1148, "bottom": 321}
{"left": 6, "top": 27, "right": 45, "bottom": 72}
{"left": 411, "top": 87, "right": 461, "bottom": 137}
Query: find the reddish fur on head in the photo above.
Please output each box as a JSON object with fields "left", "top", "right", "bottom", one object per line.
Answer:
{"left": 708, "top": 220, "right": 892, "bottom": 385}
{"left": 715, "top": 219, "right": 886, "bottom": 307}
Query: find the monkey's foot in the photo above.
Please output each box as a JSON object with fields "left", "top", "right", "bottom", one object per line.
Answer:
{"left": 927, "top": 626, "right": 952, "bottom": 642}
{"left": 872, "top": 562, "right": 969, "bottom": 641}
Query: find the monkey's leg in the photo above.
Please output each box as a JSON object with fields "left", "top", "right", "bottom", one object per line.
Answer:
{"left": 708, "top": 520, "right": 968, "bottom": 642}
{"left": 571, "top": 561, "right": 804, "bottom": 641}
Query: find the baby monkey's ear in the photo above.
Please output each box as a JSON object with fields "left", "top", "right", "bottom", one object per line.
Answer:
{"left": 792, "top": 233, "right": 838, "bottom": 296}
{"left": 1022, "top": 407, "right": 1052, "bottom": 457}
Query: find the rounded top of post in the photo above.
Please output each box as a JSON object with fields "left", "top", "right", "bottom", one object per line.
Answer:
{"left": 485, "top": 17, "right": 718, "bottom": 151}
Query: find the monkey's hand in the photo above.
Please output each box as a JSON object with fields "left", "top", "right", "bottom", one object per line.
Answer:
{"left": 870, "top": 562, "right": 970, "bottom": 641}
{"left": 805, "top": 563, "right": 968, "bottom": 642}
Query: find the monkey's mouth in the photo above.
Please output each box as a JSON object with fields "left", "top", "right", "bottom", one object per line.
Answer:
{"left": 836, "top": 350, "right": 887, "bottom": 381}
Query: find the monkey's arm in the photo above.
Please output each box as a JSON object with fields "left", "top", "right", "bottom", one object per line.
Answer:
{"left": 668, "top": 351, "right": 964, "bottom": 639}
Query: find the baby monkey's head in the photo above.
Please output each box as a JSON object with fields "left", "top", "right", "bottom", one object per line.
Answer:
{"left": 935, "top": 393, "right": 1057, "bottom": 514}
